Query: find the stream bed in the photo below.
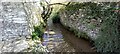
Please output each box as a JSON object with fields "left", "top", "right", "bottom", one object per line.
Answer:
{"left": 42, "top": 18, "right": 95, "bottom": 52}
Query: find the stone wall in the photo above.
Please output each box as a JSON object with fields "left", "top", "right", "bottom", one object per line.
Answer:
{"left": 23, "top": 2, "right": 44, "bottom": 35}
{"left": 59, "top": 9, "right": 100, "bottom": 40}
{"left": 0, "top": 2, "right": 47, "bottom": 53}
{"left": 0, "top": 2, "right": 30, "bottom": 52}
{"left": 59, "top": 2, "right": 120, "bottom": 52}
{"left": 23, "top": 2, "right": 48, "bottom": 52}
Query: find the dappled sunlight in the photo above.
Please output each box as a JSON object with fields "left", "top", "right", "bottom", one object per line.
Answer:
{"left": 44, "top": 31, "right": 56, "bottom": 35}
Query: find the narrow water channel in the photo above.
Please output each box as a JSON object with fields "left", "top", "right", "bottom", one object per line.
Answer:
{"left": 42, "top": 18, "right": 95, "bottom": 52}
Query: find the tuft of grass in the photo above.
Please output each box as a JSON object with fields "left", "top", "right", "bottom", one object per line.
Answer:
{"left": 31, "top": 24, "right": 44, "bottom": 40}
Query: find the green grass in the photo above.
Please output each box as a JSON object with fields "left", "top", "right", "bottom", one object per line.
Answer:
{"left": 31, "top": 24, "right": 44, "bottom": 40}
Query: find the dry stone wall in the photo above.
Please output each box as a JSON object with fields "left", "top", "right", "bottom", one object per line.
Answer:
{"left": 0, "top": 2, "right": 30, "bottom": 52}
{"left": 60, "top": 9, "right": 100, "bottom": 40}
{"left": 0, "top": 2, "right": 46, "bottom": 53}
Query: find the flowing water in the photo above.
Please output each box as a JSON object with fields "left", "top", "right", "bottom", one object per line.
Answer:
{"left": 42, "top": 18, "right": 95, "bottom": 52}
